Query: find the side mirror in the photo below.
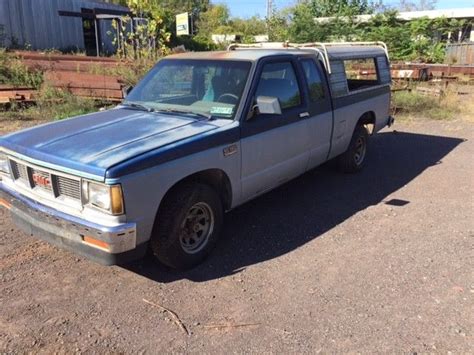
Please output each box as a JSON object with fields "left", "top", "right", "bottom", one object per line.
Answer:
{"left": 122, "top": 86, "right": 133, "bottom": 99}
{"left": 255, "top": 96, "right": 282, "bottom": 115}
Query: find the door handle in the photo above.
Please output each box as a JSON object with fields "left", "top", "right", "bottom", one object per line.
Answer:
{"left": 299, "top": 112, "right": 310, "bottom": 118}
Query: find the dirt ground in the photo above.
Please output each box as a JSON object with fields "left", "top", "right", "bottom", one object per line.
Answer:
{"left": 0, "top": 116, "right": 473, "bottom": 353}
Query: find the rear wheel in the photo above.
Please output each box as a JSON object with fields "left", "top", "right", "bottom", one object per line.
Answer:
{"left": 150, "top": 183, "right": 223, "bottom": 270}
{"left": 337, "top": 125, "right": 369, "bottom": 173}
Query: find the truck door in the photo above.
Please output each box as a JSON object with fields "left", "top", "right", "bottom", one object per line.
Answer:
{"left": 299, "top": 58, "right": 333, "bottom": 169}
{"left": 240, "top": 58, "right": 311, "bottom": 201}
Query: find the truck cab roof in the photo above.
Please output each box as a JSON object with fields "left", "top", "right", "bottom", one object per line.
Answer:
{"left": 165, "top": 49, "right": 310, "bottom": 62}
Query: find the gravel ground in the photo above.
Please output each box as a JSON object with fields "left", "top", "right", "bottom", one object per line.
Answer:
{"left": 0, "top": 118, "right": 473, "bottom": 353}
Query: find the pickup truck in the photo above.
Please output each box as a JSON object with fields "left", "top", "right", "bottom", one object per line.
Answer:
{"left": 0, "top": 42, "right": 394, "bottom": 269}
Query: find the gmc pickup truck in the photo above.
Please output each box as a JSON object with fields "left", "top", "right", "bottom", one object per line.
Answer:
{"left": 0, "top": 42, "right": 394, "bottom": 269}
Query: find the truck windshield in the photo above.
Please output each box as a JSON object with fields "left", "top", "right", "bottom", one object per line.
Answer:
{"left": 124, "top": 59, "right": 252, "bottom": 120}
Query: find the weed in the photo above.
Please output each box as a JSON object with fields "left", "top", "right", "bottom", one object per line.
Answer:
{"left": 1, "top": 86, "right": 107, "bottom": 121}
{"left": 0, "top": 49, "right": 43, "bottom": 88}
{"left": 392, "top": 87, "right": 462, "bottom": 120}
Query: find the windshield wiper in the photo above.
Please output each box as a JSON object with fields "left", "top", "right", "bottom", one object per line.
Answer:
{"left": 155, "top": 108, "right": 213, "bottom": 120}
{"left": 121, "top": 102, "right": 154, "bottom": 112}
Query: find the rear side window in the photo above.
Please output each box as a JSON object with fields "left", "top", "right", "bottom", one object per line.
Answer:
{"left": 376, "top": 56, "right": 391, "bottom": 84}
{"left": 301, "top": 59, "right": 325, "bottom": 101}
{"left": 343, "top": 58, "right": 379, "bottom": 91}
{"left": 256, "top": 62, "right": 301, "bottom": 109}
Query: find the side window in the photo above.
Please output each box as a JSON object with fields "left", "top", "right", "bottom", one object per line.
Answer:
{"left": 343, "top": 58, "right": 379, "bottom": 92}
{"left": 301, "top": 59, "right": 325, "bottom": 101}
{"left": 256, "top": 62, "right": 301, "bottom": 110}
{"left": 376, "top": 56, "right": 391, "bottom": 84}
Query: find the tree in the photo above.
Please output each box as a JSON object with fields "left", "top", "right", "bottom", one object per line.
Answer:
{"left": 308, "top": 0, "right": 374, "bottom": 17}
{"left": 195, "top": 4, "right": 231, "bottom": 37}
{"left": 284, "top": 0, "right": 374, "bottom": 42}
{"left": 112, "top": 0, "right": 170, "bottom": 59}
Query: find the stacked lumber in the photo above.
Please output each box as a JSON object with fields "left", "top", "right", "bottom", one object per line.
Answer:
{"left": 0, "top": 85, "right": 37, "bottom": 104}
{"left": 10, "top": 51, "right": 126, "bottom": 103}
{"left": 44, "top": 71, "right": 123, "bottom": 101}
{"left": 16, "top": 51, "right": 120, "bottom": 73}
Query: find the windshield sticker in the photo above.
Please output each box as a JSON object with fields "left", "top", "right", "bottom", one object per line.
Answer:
{"left": 210, "top": 107, "right": 233, "bottom": 115}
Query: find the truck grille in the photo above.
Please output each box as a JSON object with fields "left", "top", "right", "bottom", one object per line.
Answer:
{"left": 10, "top": 160, "right": 29, "bottom": 182}
{"left": 31, "top": 168, "right": 53, "bottom": 192}
{"left": 9, "top": 159, "right": 81, "bottom": 202}
{"left": 56, "top": 176, "right": 81, "bottom": 200}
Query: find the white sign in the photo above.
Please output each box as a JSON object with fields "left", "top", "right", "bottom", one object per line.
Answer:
{"left": 176, "top": 12, "right": 189, "bottom": 36}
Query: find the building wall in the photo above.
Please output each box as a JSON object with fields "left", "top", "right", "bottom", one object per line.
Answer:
{"left": 0, "top": 0, "right": 128, "bottom": 54}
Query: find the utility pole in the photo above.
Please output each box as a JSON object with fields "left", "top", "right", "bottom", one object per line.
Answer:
{"left": 266, "top": 0, "right": 273, "bottom": 19}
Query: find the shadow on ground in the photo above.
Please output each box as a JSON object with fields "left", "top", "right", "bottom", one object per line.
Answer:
{"left": 125, "top": 130, "right": 465, "bottom": 282}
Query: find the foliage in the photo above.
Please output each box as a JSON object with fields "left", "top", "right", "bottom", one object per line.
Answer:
{"left": 308, "top": 0, "right": 374, "bottom": 17}
{"left": 110, "top": 0, "right": 171, "bottom": 61}
{"left": 0, "top": 49, "right": 43, "bottom": 89}
{"left": 103, "top": 0, "right": 462, "bottom": 63}
{"left": 391, "top": 88, "right": 460, "bottom": 120}
{"left": 267, "top": 9, "right": 291, "bottom": 42}
{"left": 266, "top": 2, "right": 466, "bottom": 63}
{"left": 2, "top": 86, "right": 102, "bottom": 121}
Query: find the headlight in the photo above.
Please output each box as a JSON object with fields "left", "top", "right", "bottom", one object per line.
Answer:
{"left": 0, "top": 153, "right": 10, "bottom": 175}
{"left": 82, "top": 181, "right": 124, "bottom": 215}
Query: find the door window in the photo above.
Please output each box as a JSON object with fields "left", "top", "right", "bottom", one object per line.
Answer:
{"left": 301, "top": 59, "right": 325, "bottom": 101}
{"left": 255, "top": 62, "right": 301, "bottom": 110}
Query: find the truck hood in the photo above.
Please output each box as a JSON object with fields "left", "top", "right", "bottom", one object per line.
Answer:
{"left": 0, "top": 108, "right": 226, "bottom": 180}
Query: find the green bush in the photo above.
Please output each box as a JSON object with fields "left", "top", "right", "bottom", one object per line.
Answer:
{"left": 0, "top": 49, "right": 43, "bottom": 88}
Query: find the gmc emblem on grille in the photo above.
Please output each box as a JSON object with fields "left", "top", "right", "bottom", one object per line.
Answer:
{"left": 32, "top": 173, "right": 51, "bottom": 188}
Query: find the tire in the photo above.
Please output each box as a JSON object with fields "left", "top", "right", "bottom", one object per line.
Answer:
{"left": 337, "top": 125, "right": 369, "bottom": 173}
{"left": 150, "top": 183, "right": 223, "bottom": 270}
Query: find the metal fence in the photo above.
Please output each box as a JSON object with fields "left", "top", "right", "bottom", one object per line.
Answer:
{"left": 445, "top": 43, "right": 474, "bottom": 65}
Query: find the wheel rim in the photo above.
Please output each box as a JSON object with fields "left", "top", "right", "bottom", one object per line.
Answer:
{"left": 354, "top": 136, "right": 366, "bottom": 166}
{"left": 179, "top": 202, "right": 214, "bottom": 254}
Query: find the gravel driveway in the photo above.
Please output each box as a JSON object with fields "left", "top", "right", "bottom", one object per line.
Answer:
{"left": 0, "top": 118, "right": 473, "bottom": 353}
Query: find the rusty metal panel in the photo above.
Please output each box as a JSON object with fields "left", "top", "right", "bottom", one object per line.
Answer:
{"left": 445, "top": 43, "right": 474, "bottom": 65}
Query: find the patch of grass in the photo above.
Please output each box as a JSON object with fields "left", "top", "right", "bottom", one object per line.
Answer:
{"left": 88, "top": 57, "right": 156, "bottom": 87}
{"left": 391, "top": 88, "right": 461, "bottom": 121}
{"left": 1, "top": 86, "right": 106, "bottom": 121}
{"left": 0, "top": 49, "right": 43, "bottom": 89}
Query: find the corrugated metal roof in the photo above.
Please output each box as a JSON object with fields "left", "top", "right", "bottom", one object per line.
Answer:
{"left": 316, "top": 7, "right": 474, "bottom": 23}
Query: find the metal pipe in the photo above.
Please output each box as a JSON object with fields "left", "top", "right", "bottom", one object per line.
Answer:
{"left": 94, "top": 19, "right": 99, "bottom": 57}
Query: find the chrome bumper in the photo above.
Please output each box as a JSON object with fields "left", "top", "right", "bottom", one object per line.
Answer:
{"left": 0, "top": 182, "right": 144, "bottom": 265}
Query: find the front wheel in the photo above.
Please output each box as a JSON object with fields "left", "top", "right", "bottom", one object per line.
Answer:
{"left": 150, "top": 183, "right": 223, "bottom": 270}
{"left": 337, "top": 125, "right": 369, "bottom": 173}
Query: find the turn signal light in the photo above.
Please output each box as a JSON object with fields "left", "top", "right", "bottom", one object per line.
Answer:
{"left": 83, "top": 236, "right": 109, "bottom": 251}
{"left": 0, "top": 198, "right": 11, "bottom": 209}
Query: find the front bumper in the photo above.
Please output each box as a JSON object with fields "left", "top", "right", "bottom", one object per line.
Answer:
{"left": 0, "top": 183, "right": 146, "bottom": 265}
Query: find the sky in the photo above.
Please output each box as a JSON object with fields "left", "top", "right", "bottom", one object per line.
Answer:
{"left": 217, "top": 0, "right": 474, "bottom": 18}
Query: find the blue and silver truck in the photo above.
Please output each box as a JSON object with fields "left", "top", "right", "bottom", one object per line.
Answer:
{"left": 0, "top": 42, "right": 394, "bottom": 269}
